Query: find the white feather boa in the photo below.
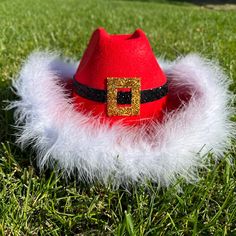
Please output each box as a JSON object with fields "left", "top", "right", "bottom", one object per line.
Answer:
{"left": 10, "top": 52, "right": 234, "bottom": 186}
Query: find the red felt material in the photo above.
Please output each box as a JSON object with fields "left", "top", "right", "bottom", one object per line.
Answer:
{"left": 72, "top": 28, "right": 168, "bottom": 125}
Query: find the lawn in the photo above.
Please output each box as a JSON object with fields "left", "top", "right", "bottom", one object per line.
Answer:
{"left": 0, "top": 0, "right": 236, "bottom": 235}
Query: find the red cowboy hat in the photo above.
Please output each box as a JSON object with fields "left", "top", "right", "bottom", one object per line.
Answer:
{"left": 11, "top": 28, "right": 233, "bottom": 186}
{"left": 72, "top": 28, "right": 168, "bottom": 125}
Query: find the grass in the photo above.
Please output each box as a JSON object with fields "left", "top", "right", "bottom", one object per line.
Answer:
{"left": 0, "top": 0, "right": 236, "bottom": 235}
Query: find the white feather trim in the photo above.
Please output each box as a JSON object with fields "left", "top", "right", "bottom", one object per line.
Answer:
{"left": 10, "top": 52, "right": 234, "bottom": 186}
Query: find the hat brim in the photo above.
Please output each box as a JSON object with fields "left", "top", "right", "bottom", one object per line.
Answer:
{"left": 10, "top": 52, "right": 234, "bottom": 186}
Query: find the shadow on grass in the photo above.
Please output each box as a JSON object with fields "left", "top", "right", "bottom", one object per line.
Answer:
{"left": 0, "top": 84, "right": 15, "bottom": 142}
{"left": 0, "top": 82, "right": 34, "bottom": 168}
{"left": 120, "top": 0, "right": 236, "bottom": 5}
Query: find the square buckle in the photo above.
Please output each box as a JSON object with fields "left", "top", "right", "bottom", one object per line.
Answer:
{"left": 107, "top": 77, "right": 141, "bottom": 116}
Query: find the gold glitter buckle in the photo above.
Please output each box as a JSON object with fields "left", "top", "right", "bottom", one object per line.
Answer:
{"left": 107, "top": 78, "right": 141, "bottom": 116}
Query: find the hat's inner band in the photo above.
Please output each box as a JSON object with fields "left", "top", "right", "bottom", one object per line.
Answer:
{"left": 73, "top": 78, "right": 168, "bottom": 104}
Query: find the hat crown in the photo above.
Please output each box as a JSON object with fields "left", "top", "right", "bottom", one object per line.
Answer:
{"left": 74, "top": 28, "right": 167, "bottom": 90}
{"left": 72, "top": 28, "right": 168, "bottom": 124}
